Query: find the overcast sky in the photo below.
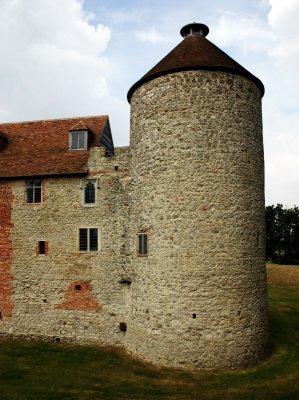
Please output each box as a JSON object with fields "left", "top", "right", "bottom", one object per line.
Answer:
{"left": 0, "top": 0, "right": 298, "bottom": 206}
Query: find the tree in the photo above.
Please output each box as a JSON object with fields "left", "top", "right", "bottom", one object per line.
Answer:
{"left": 266, "top": 204, "right": 299, "bottom": 264}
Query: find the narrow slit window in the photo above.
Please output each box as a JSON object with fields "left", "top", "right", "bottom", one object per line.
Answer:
{"left": 37, "top": 240, "right": 48, "bottom": 256}
{"left": 39, "top": 241, "right": 45, "bottom": 255}
{"left": 138, "top": 233, "right": 148, "bottom": 256}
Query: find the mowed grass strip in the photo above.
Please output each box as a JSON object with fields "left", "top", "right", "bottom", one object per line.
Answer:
{"left": 0, "top": 265, "right": 298, "bottom": 400}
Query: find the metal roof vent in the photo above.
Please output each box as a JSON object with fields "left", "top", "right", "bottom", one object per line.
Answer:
{"left": 180, "top": 23, "right": 209, "bottom": 38}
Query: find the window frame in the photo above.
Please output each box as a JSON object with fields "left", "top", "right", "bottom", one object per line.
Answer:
{"left": 82, "top": 179, "right": 97, "bottom": 206}
{"left": 78, "top": 227, "right": 99, "bottom": 253}
{"left": 69, "top": 130, "right": 88, "bottom": 151}
{"left": 137, "top": 233, "right": 148, "bottom": 257}
{"left": 25, "top": 178, "right": 42, "bottom": 204}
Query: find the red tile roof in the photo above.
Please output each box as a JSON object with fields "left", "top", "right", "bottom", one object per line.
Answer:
{"left": 0, "top": 116, "right": 109, "bottom": 178}
{"left": 127, "top": 34, "right": 264, "bottom": 102}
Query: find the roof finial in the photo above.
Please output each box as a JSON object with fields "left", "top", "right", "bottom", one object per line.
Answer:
{"left": 180, "top": 23, "right": 209, "bottom": 38}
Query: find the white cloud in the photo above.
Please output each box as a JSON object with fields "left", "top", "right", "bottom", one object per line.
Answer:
{"left": 268, "top": 0, "right": 299, "bottom": 66}
{"left": 0, "top": 0, "right": 129, "bottom": 145}
{"left": 212, "top": 13, "right": 275, "bottom": 53}
{"left": 108, "top": 9, "right": 148, "bottom": 25}
{"left": 264, "top": 109, "right": 299, "bottom": 206}
{"left": 203, "top": 3, "right": 299, "bottom": 205}
{"left": 261, "top": 0, "right": 299, "bottom": 205}
{"left": 135, "top": 27, "right": 172, "bottom": 44}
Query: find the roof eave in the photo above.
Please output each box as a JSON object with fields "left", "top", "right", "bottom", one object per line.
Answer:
{"left": 127, "top": 65, "right": 265, "bottom": 103}
{"left": 0, "top": 170, "right": 88, "bottom": 180}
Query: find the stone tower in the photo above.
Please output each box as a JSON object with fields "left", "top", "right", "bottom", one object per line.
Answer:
{"left": 125, "top": 23, "right": 269, "bottom": 369}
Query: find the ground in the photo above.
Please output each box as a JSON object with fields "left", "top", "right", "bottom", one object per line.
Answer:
{"left": 0, "top": 264, "right": 298, "bottom": 400}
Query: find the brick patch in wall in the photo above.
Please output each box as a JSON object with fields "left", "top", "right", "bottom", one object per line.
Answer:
{"left": 0, "top": 181, "right": 14, "bottom": 318}
{"left": 54, "top": 281, "right": 102, "bottom": 312}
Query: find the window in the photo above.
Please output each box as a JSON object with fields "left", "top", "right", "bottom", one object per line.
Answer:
{"left": 79, "top": 228, "right": 98, "bottom": 252}
{"left": 26, "top": 179, "right": 42, "bottom": 204}
{"left": 138, "top": 233, "right": 148, "bottom": 256}
{"left": 37, "top": 240, "right": 48, "bottom": 256}
{"left": 84, "top": 181, "right": 95, "bottom": 205}
{"left": 69, "top": 130, "right": 87, "bottom": 150}
{"left": 39, "top": 241, "right": 45, "bottom": 255}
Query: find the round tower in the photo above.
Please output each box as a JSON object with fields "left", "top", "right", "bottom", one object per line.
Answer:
{"left": 125, "top": 23, "right": 269, "bottom": 370}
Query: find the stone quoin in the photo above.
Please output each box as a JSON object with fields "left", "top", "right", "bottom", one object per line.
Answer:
{"left": 0, "top": 23, "right": 269, "bottom": 370}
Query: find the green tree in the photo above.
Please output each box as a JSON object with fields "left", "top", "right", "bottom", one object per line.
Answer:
{"left": 266, "top": 204, "right": 299, "bottom": 264}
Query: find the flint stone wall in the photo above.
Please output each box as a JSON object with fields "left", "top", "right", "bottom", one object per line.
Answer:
{"left": 0, "top": 70, "right": 270, "bottom": 371}
{"left": 0, "top": 147, "right": 131, "bottom": 346}
{"left": 125, "top": 70, "right": 269, "bottom": 369}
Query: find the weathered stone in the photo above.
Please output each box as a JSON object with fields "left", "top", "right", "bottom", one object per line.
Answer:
{"left": 125, "top": 70, "right": 269, "bottom": 369}
{"left": 0, "top": 24, "right": 270, "bottom": 371}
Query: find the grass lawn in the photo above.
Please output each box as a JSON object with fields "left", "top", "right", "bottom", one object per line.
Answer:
{"left": 0, "top": 265, "right": 298, "bottom": 400}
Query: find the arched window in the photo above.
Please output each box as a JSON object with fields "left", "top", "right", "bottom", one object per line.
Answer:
{"left": 84, "top": 181, "right": 95, "bottom": 205}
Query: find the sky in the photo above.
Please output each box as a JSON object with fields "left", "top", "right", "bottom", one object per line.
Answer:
{"left": 0, "top": 0, "right": 298, "bottom": 206}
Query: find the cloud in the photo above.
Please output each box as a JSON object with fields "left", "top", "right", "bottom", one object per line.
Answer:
{"left": 107, "top": 9, "right": 149, "bottom": 25}
{"left": 212, "top": 13, "right": 275, "bottom": 53}
{"left": 261, "top": 0, "right": 299, "bottom": 205}
{"left": 268, "top": 0, "right": 299, "bottom": 66}
{"left": 0, "top": 0, "right": 129, "bottom": 145}
{"left": 204, "top": 3, "right": 298, "bottom": 205}
{"left": 135, "top": 27, "right": 172, "bottom": 44}
{"left": 264, "top": 108, "right": 299, "bottom": 205}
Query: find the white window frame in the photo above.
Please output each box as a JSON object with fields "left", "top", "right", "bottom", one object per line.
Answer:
{"left": 69, "top": 130, "right": 88, "bottom": 151}
{"left": 78, "top": 227, "right": 100, "bottom": 253}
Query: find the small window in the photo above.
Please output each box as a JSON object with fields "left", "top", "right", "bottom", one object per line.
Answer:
{"left": 69, "top": 130, "right": 87, "bottom": 150}
{"left": 84, "top": 181, "right": 95, "bottom": 205}
{"left": 26, "top": 179, "right": 42, "bottom": 204}
{"left": 36, "top": 240, "right": 48, "bottom": 256}
{"left": 79, "top": 228, "right": 98, "bottom": 252}
{"left": 39, "top": 241, "right": 45, "bottom": 255}
{"left": 138, "top": 233, "right": 148, "bottom": 256}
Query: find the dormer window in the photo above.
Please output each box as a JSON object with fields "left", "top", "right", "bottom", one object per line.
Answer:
{"left": 0, "top": 132, "right": 9, "bottom": 152}
{"left": 69, "top": 130, "right": 88, "bottom": 150}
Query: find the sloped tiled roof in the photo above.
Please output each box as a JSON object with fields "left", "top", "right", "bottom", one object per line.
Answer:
{"left": 0, "top": 115, "right": 109, "bottom": 178}
{"left": 127, "top": 31, "right": 264, "bottom": 102}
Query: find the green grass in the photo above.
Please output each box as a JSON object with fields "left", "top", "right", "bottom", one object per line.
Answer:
{"left": 0, "top": 285, "right": 298, "bottom": 399}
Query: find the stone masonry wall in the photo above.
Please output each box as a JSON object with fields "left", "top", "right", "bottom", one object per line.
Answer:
{"left": 0, "top": 181, "right": 14, "bottom": 319}
{"left": 126, "top": 70, "right": 269, "bottom": 370}
{"left": 0, "top": 147, "right": 131, "bottom": 345}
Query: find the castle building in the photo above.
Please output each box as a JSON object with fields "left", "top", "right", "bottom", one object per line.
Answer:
{"left": 0, "top": 23, "right": 269, "bottom": 370}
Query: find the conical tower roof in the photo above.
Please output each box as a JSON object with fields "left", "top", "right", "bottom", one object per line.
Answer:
{"left": 127, "top": 23, "right": 264, "bottom": 102}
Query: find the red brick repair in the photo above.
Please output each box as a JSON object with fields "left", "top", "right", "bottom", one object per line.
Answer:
{"left": 55, "top": 281, "right": 102, "bottom": 311}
